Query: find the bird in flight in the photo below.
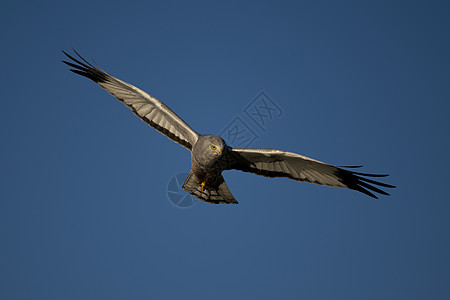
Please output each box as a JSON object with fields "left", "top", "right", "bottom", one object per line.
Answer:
{"left": 62, "top": 50, "right": 395, "bottom": 204}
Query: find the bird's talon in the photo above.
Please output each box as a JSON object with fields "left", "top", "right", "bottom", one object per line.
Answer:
{"left": 201, "top": 181, "right": 206, "bottom": 191}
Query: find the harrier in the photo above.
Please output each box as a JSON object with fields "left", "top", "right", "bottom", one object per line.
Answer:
{"left": 62, "top": 50, "right": 395, "bottom": 204}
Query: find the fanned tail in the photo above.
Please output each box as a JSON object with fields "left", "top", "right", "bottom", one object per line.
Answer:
{"left": 182, "top": 171, "right": 238, "bottom": 204}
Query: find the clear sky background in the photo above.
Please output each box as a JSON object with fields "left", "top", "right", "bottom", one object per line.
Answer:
{"left": 1, "top": 1, "right": 449, "bottom": 299}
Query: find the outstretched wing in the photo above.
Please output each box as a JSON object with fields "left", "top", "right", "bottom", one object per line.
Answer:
{"left": 62, "top": 50, "right": 199, "bottom": 150}
{"left": 224, "top": 148, "right": 395, "bottom": 199}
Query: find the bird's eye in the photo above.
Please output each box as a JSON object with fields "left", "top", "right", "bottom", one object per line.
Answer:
{"left": 211, "top": 146, "right": 216, "bottom": 150}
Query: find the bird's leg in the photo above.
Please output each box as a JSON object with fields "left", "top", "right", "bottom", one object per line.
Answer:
{"left": 196, "top": 179, "right": 206, "bottom": 191}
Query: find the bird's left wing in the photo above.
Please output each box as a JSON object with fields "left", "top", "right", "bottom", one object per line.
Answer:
{"left": 224, "top": 148, "right": 395, "bottom": 199}
{"left": 62, "top": 50, "right": 199, "bottom": 150}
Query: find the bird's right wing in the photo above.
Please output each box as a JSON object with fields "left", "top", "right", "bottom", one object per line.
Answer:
{"left": 224, "top": 148, "right": 395, "bottom": 199}
{"left": 62, "top": 50, "right": 199, "bottom": 150}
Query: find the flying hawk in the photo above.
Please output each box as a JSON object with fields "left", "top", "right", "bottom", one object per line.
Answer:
{"left": 62, "top": 50, "right": 395, "bottom": 204}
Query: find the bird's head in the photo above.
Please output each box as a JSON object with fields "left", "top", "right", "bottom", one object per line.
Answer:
{"left": 192, "top": 135, "right": 227, "bottom": 168}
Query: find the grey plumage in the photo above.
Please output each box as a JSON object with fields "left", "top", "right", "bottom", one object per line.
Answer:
{"left": 62, "top": 50, "right": 395, "bottom": 204}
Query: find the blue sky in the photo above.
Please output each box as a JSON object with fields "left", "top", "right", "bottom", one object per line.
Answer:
{"left": 1, "top": 0, "right": 449, "bottom": 299}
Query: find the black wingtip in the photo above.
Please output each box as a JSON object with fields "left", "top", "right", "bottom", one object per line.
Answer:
{"left": 352, "top": 171, "right": 389, "bottom": 178}
{"left": 355, "top": 185, "right": 379, "bottom": 199}
{"left": 335, "top": 167, "right": 395, "bottom": 199}
{"left": 73, "top": 48, "right": 95, "bottom": 68}
{"left": 357, "top": 176, "right": 396, "bottom": 188}
{"left": 338, "top": 165, "right": 363, "bottom": 168}
{"left": 61, "top": 49, "right": 109, "bottom": 84}
{"left": 359, "top": 181, "right": 390, "bottom": 196}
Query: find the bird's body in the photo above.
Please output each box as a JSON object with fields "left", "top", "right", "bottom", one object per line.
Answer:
{"left": 191, "top": 150, "right": 223, "bottom": 187}
{"left": 62, "top": 50, "right": 395, "bottom": 204}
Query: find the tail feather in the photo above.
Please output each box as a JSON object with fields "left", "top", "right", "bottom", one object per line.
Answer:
{"left": 182, "top": 171, "right": 238, "bottom": 204}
